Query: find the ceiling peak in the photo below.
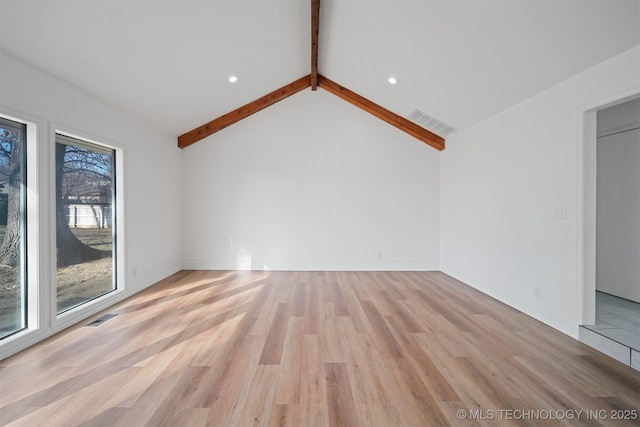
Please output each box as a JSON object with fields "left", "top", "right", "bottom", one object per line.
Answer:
{"left": 177, "top": 0, "right": 444, "bottom": 152}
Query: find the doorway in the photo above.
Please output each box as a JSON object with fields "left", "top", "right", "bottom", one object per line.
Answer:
{"left": 579, "top": 96, "right": 640, "bottom": 370}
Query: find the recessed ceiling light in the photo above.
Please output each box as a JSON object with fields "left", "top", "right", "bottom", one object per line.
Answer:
{"left": 387, "top": 76, "right": 397, "bottom": 85}
{"left": 228, "top": 75, "right": 238, "bottom": 83}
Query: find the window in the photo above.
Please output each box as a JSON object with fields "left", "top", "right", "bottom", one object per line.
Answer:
{"left": 55, "top": 134, "right": 116, "bottom": 313}
{"left": 0, "top": 117, "right": 27, "bottom": 340}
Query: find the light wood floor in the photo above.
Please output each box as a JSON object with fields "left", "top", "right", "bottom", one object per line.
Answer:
{"left": 1, "top": 271, "right": 638, "bottom": 426}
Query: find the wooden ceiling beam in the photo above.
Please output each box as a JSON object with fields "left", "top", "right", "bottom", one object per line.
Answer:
{"left": 317, "top": 75, "right": 445, "bottom": 151}
{"left": 311, "top": 0, "right": 320, "bottom": 90}
{"left": 178, "top": 75, "right": 311, "bottom": 148}
{"left": 178, "top": 0, "right": 446, "bottom": 151}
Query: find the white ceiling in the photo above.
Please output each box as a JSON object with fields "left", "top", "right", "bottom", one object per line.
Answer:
{"left": 1, "top": 0, "right": 639, "bottom": 139}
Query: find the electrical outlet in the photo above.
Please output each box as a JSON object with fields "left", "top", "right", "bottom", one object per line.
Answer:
{"left": 554, "top": 207, "right": 567, "bottom": 220}
{"left": 534, "top": 287, "right": 542, "bottom": 299}
{"left": 377, "top": 250, "right": 382, "bottom": 259}
{"left": 132, "top": 267, "right": 138, "bottom": 278}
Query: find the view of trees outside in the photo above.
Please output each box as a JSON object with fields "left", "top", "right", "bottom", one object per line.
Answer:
{"left": 56, "top": 137, "right": 115, "bottom": 313}
{"left": 0, "top": 119, "right": 26, "bottom": 339}
{"left": 0, "top": 125, "right": 117, "bottom": 339}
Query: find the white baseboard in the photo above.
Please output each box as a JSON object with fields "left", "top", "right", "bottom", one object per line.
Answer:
{"left": 182, "top": 257, "right": 439, "bottom": 272}
{"left": 441, "top": 261, "right": 577, "bottom": 338}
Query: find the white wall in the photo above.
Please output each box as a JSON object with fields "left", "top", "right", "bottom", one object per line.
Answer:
{"left": 0, "top": 51, "right": 182, "bottom": 358}
{"left": 596, "top": 99, "right": 640, "bottom": 303}
{"left": 441, "top": 46, "right": 640, "bottom": 337}
{"left": 182, "top": 89, "right": 440, "bottom": 271}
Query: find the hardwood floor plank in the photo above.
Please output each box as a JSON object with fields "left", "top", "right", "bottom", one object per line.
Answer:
{"left": 318, "top": 301, "right": 346, "bottom": 363}
{"left": 251, "top": 275, "right": 289, "bottom": 336}
{"left": 200, "top": 335, "right": 265, "bottom": 423}
{"left": 274, "top": 318, "right": 304, "bottom": 405}
{"left": 384, "top": 315, "right": 460, "bottom": 402}
{"left": 296, "top": 334, "right": 327, "bottom": 426}
{"left": 78, "top": 407, "right": 131, "bottom": 426}
{"left": 3, "top": 365, "right": 137, "bottom": 426}
{"left": 327, "top": 282, "right": 350, "bottom": 317}
{"left": 337, "top": 272, "right": 368, "bottom": 334}
{"left": 1, "top": 270, "right": 638, "bottom": 426}
{"left": 189, "top": 311, "right": 248, "bottom": 367}
{"left": 182, "top": 408, "right": 211, "bottom": 426}
{"left": 291, "top": 282, "right": 307, "bottom": 317}
{"left": 302, "top": 278, "right": 320, "bottom": 335}
{"left": 324, "top": 362, "right": 359, "bottom": 427}
{"left": 143, "top": 365, "right": 212, "bottom": 425}
{"left": 388, "top": 357, "right": 450, "bottom": 426}
{"left": 340, "top": 334, "right": 405, "bottom": 426}
{"left": 233, "top": 365, "right": 278, "bottom": 426}
{"left": 366, "top": 350, "right": 420, "bottom": 426}
{"left": 268, "top": 404, "right": 289, "bottom": 427}
{"left": 359, "top": 300, "right": 404, "bottom": 359}
{"left": 415, "top": 288, "right": 474, "bottom": 333}
{"left": 381, "top": 290, "right": 424, "bottom": 333}
{"left": 0, "top": 366, "right": 77, "bottom": 407}
{"left": 259, "top": 303, "right": 290, "bottom": 365}
{"left": 101, "top": 355, "right": 173, "bottom": 408}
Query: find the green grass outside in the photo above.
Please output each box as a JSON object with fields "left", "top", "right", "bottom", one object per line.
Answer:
{"left": 69, "top": 227, "right": 113, "bottom": 251}
{"left": 0, "top": 225, "right": 114, "bottom": 336}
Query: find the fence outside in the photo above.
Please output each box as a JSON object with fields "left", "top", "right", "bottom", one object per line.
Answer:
{"left": 64, "top": 204, "right": 112, "bottom": 228}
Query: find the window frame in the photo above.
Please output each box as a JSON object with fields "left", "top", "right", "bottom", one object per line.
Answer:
{"left": 0, "top": 110, "right": 41, "bottom": 354}
{"left": 0, "top": 116, "right": 28, "bottom": 339}
{"left": 0, "top": 117, "right": 128, "bottom": 360}
{"left": 51, "top": 128, "right": 126, "bottom": 329}
{"left": 54, "top": 132, "right": 118, "bottom": 315}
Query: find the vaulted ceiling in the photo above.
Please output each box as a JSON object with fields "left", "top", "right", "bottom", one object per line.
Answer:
{"left": 1, "top": 0, "right": 639, "bottom": 147}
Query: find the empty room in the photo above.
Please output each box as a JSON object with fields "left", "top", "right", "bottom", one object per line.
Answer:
{"left": 0, "top": 0, "right": 639, "bottom": 426}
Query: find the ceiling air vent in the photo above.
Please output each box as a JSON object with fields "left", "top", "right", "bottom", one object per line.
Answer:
{"left": 407, "top": 109, "right": 456, "bottom": 138}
